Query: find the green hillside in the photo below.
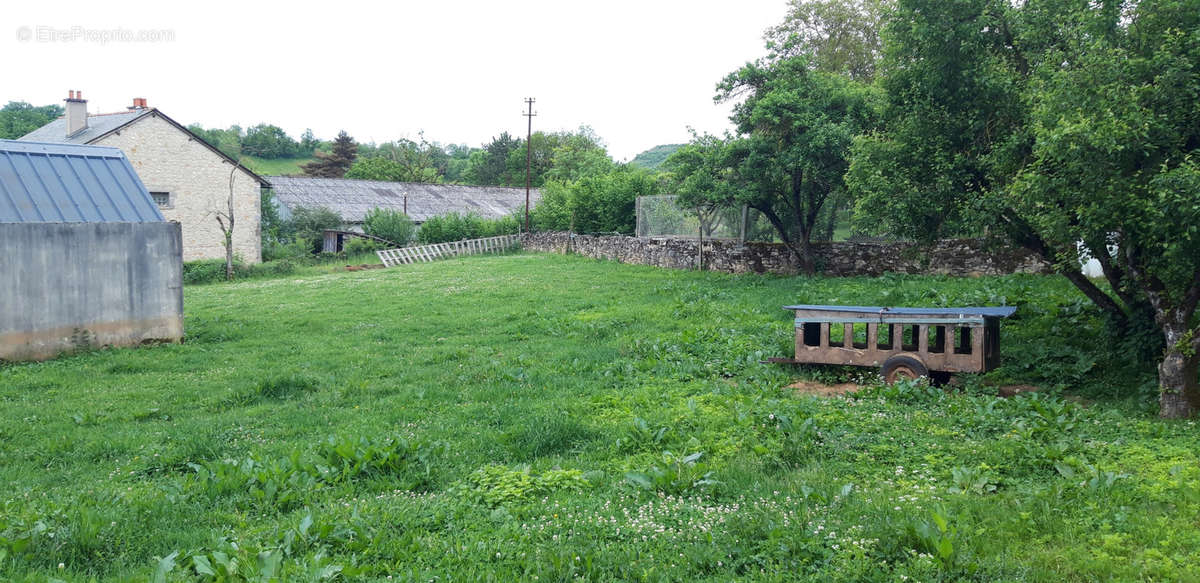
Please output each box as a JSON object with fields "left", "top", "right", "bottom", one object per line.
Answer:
{"left": 629, "top": 143, "right": 683, "bottom": 170}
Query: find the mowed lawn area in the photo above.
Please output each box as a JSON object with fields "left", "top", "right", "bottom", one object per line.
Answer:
{"left": 1, "top": 253, "right": 1198, "bottom": 582}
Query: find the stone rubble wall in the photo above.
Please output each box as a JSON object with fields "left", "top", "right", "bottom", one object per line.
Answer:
{"left": 520, "top": 232, "right": 1051, "bottom": 277}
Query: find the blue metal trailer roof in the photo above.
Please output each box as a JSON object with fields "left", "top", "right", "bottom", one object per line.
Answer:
{"left": 0, "top": 139, "right": 163, "bottom": 223}
{"left": 783, "top": 305, "right": 1017, "bottom": 318}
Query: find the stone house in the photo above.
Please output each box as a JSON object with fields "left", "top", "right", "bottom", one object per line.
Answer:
{"left": 20, "top": 91, "right": 269, "bottom": 262}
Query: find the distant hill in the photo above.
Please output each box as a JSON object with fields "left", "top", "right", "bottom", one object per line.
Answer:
{"left": 629, "top": 144, "right": 683, "bottom": 170}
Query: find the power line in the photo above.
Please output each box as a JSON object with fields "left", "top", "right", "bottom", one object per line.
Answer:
{"left": 523, "top": 97, "right": 536, "bottom": 233}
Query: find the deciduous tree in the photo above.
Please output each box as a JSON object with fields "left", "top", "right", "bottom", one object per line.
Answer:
{"left": 241, "top": 124, "right": 301, "bottom": 158}
{"left": 849, "top": 0, "right": 1200, "bottom": 416}
{"left": 0, "top": 101, "right": 64, "bottom": 139}
{"left": 672, "top": 56, "right": 880, "bottom": 273}
{"left": 465, "top": 132, "right": 521, "bottom": 185}
{"left": 764, "top": 0, "right": 889, "bottom": 81}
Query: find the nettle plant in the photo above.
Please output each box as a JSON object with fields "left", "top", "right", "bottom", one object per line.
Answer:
{"left": 947, "top": 465, "right": 999, "bottom": 495}
{"left": 624, "top": 451, "right": 721, "bottom": 496}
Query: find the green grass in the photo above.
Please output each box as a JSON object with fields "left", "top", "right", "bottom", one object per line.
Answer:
{"left": 241, "top": 156, "right": 313, "bottom": 176}
{"left": 1, "top": 253, "right": 1197, "bottom": 581}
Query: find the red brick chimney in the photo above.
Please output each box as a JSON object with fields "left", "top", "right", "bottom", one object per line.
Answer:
{"left": 65, "top": 90, "right": 88, "bottom": 137}
{"left": 127, "top": 97, "right": 148, "bottom": 110}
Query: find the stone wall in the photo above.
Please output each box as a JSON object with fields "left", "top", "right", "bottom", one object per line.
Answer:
{"left": 0, "top": 222, "right": 184, "bottom": 361}
{"left": 520, "top": 232, "right": 1051, "bottom": 277}
{"left": 100, "top": 113, "right": 262, "bottom": 262}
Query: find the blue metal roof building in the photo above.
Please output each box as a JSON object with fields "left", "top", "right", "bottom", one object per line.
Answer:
{"left": 0, "top": 139, "right": 163, "bottom": 223}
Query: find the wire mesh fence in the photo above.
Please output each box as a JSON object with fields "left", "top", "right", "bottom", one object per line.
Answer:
{"left": 635, "top": 195, "right": 779, "bottom": 242}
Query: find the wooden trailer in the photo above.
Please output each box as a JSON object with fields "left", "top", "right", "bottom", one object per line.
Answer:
{"left": 768, "top": 305, "right": 1017, "bottom": 383}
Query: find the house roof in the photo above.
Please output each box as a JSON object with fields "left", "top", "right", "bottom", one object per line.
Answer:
{"left": 19, "top": 109, "right": 151, "bottom": 144}
{"left": 0, "top": 139, "right": 164, "bottom": 223}
{"left": 267, "top": 176, "right": 540, "bottom": 223}
{"left": 18, "top": 108, "right": 270, "bottom": 188}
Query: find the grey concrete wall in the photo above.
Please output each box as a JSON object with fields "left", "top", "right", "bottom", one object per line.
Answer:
{"left": 521, "top": 232, "right": 1051, "bottom": 277}
{"left": 0, "top": 222, "right": 184, "bottom": 361}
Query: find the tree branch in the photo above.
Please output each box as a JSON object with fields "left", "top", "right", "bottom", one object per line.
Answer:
{"left": 755, "top": 203, "right": 804, "bottom": 264}
{"left": 1180, "top": 270, "right": 1200, "bottom": 322}
{"left": 1000, "top": 209, "right": 1129, "bottom": 320}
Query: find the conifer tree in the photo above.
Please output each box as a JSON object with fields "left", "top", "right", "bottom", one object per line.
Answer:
{"left": 302, "top": 131, "right": 358, "bottom": 178}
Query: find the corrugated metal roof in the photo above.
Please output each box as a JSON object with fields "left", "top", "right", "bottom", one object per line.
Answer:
{"left": 0, "top": 139, "right": 164, "bottom": 223}
{"left": 267, "top": 176, "right": 541, "bottom": 223}
{"left": 18, "top": 110, "right": 151, "bottom": 144}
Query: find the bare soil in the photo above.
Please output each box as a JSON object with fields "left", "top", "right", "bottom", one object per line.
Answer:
{"left": 786, "top": 380, "right": 864, "bottom": 397}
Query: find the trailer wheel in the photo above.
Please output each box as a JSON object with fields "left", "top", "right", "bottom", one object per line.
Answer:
{"left": 881, "top": 356, "right": 928, "bottom": 384}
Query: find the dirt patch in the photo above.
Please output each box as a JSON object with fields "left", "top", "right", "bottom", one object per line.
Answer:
{"left": 786, "top": 380, "right": 864, "bottom": 397}
{"left": 995, "top": 384, "right": 1090, "bottom": 406}
{"left": 345, "top": 264, "right": 386, "bottom": 272}
{"left": 997, "top": 384, "right": 1042, "bottom": 398}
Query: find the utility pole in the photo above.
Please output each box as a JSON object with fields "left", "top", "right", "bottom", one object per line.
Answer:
{"left": 523, "top": 97, "right": 536, "bottom": 233}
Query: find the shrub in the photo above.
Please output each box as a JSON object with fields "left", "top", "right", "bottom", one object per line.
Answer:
{"left": 181, "top": 259, "right": 228, "bottom": 285}
{"left": 362, "top": 207, "right": 415, "bottom": 246}
{"left": 285, "top": 206, "right": 344, "bottom": 253}
{"left": 343, "top": 238, "right": 385, "bottom": 255}
{"left": 182, "top": 258, "right": 296, "bottom": 285}
{"left": 530, "top": 166, "right": 658, "bottom": 234}
{"left": 417, "top": 212, "right": 520, "bottom": 244}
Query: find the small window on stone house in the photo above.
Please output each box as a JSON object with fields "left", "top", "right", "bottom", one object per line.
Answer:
{"left": 150, "top": 191, "right": 171, "bottom": 208}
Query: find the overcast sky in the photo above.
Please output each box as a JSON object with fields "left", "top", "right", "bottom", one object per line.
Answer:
{"left": 6, "top": 1, "right": 789, "bottom": 161}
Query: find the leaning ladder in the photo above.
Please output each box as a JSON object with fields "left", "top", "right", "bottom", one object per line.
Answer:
{"left": 376, "top": 234, "right": 521, "bottom": 267}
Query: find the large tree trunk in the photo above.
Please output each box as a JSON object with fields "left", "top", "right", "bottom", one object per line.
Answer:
{"left": 1158, "top": 321, "right": 1199, "bottom": 418}
{"left": 756, "top": 204, "right": 816, "bottom": 275}
{"left": 797, "top": 237, "right": 816, "bottom": 275}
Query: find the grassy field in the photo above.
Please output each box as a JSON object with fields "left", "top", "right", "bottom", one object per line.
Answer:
{"left": 241, "top": 156, "right": 313, "bottom": 176}
{"left": 1, "top": 254, "right": 1197, "bottom": 581}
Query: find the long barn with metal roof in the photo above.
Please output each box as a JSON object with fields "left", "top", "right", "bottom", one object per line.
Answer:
{"left": 267, "top": 176, "right": 540, "bottom": 227}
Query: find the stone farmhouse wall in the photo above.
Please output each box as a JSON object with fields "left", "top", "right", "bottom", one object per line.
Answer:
{"left": 99, "top": 114, "right": 261, "bottom": 262}
{"left": 521, "top": 232, "right": 1051, "bottom": 277}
